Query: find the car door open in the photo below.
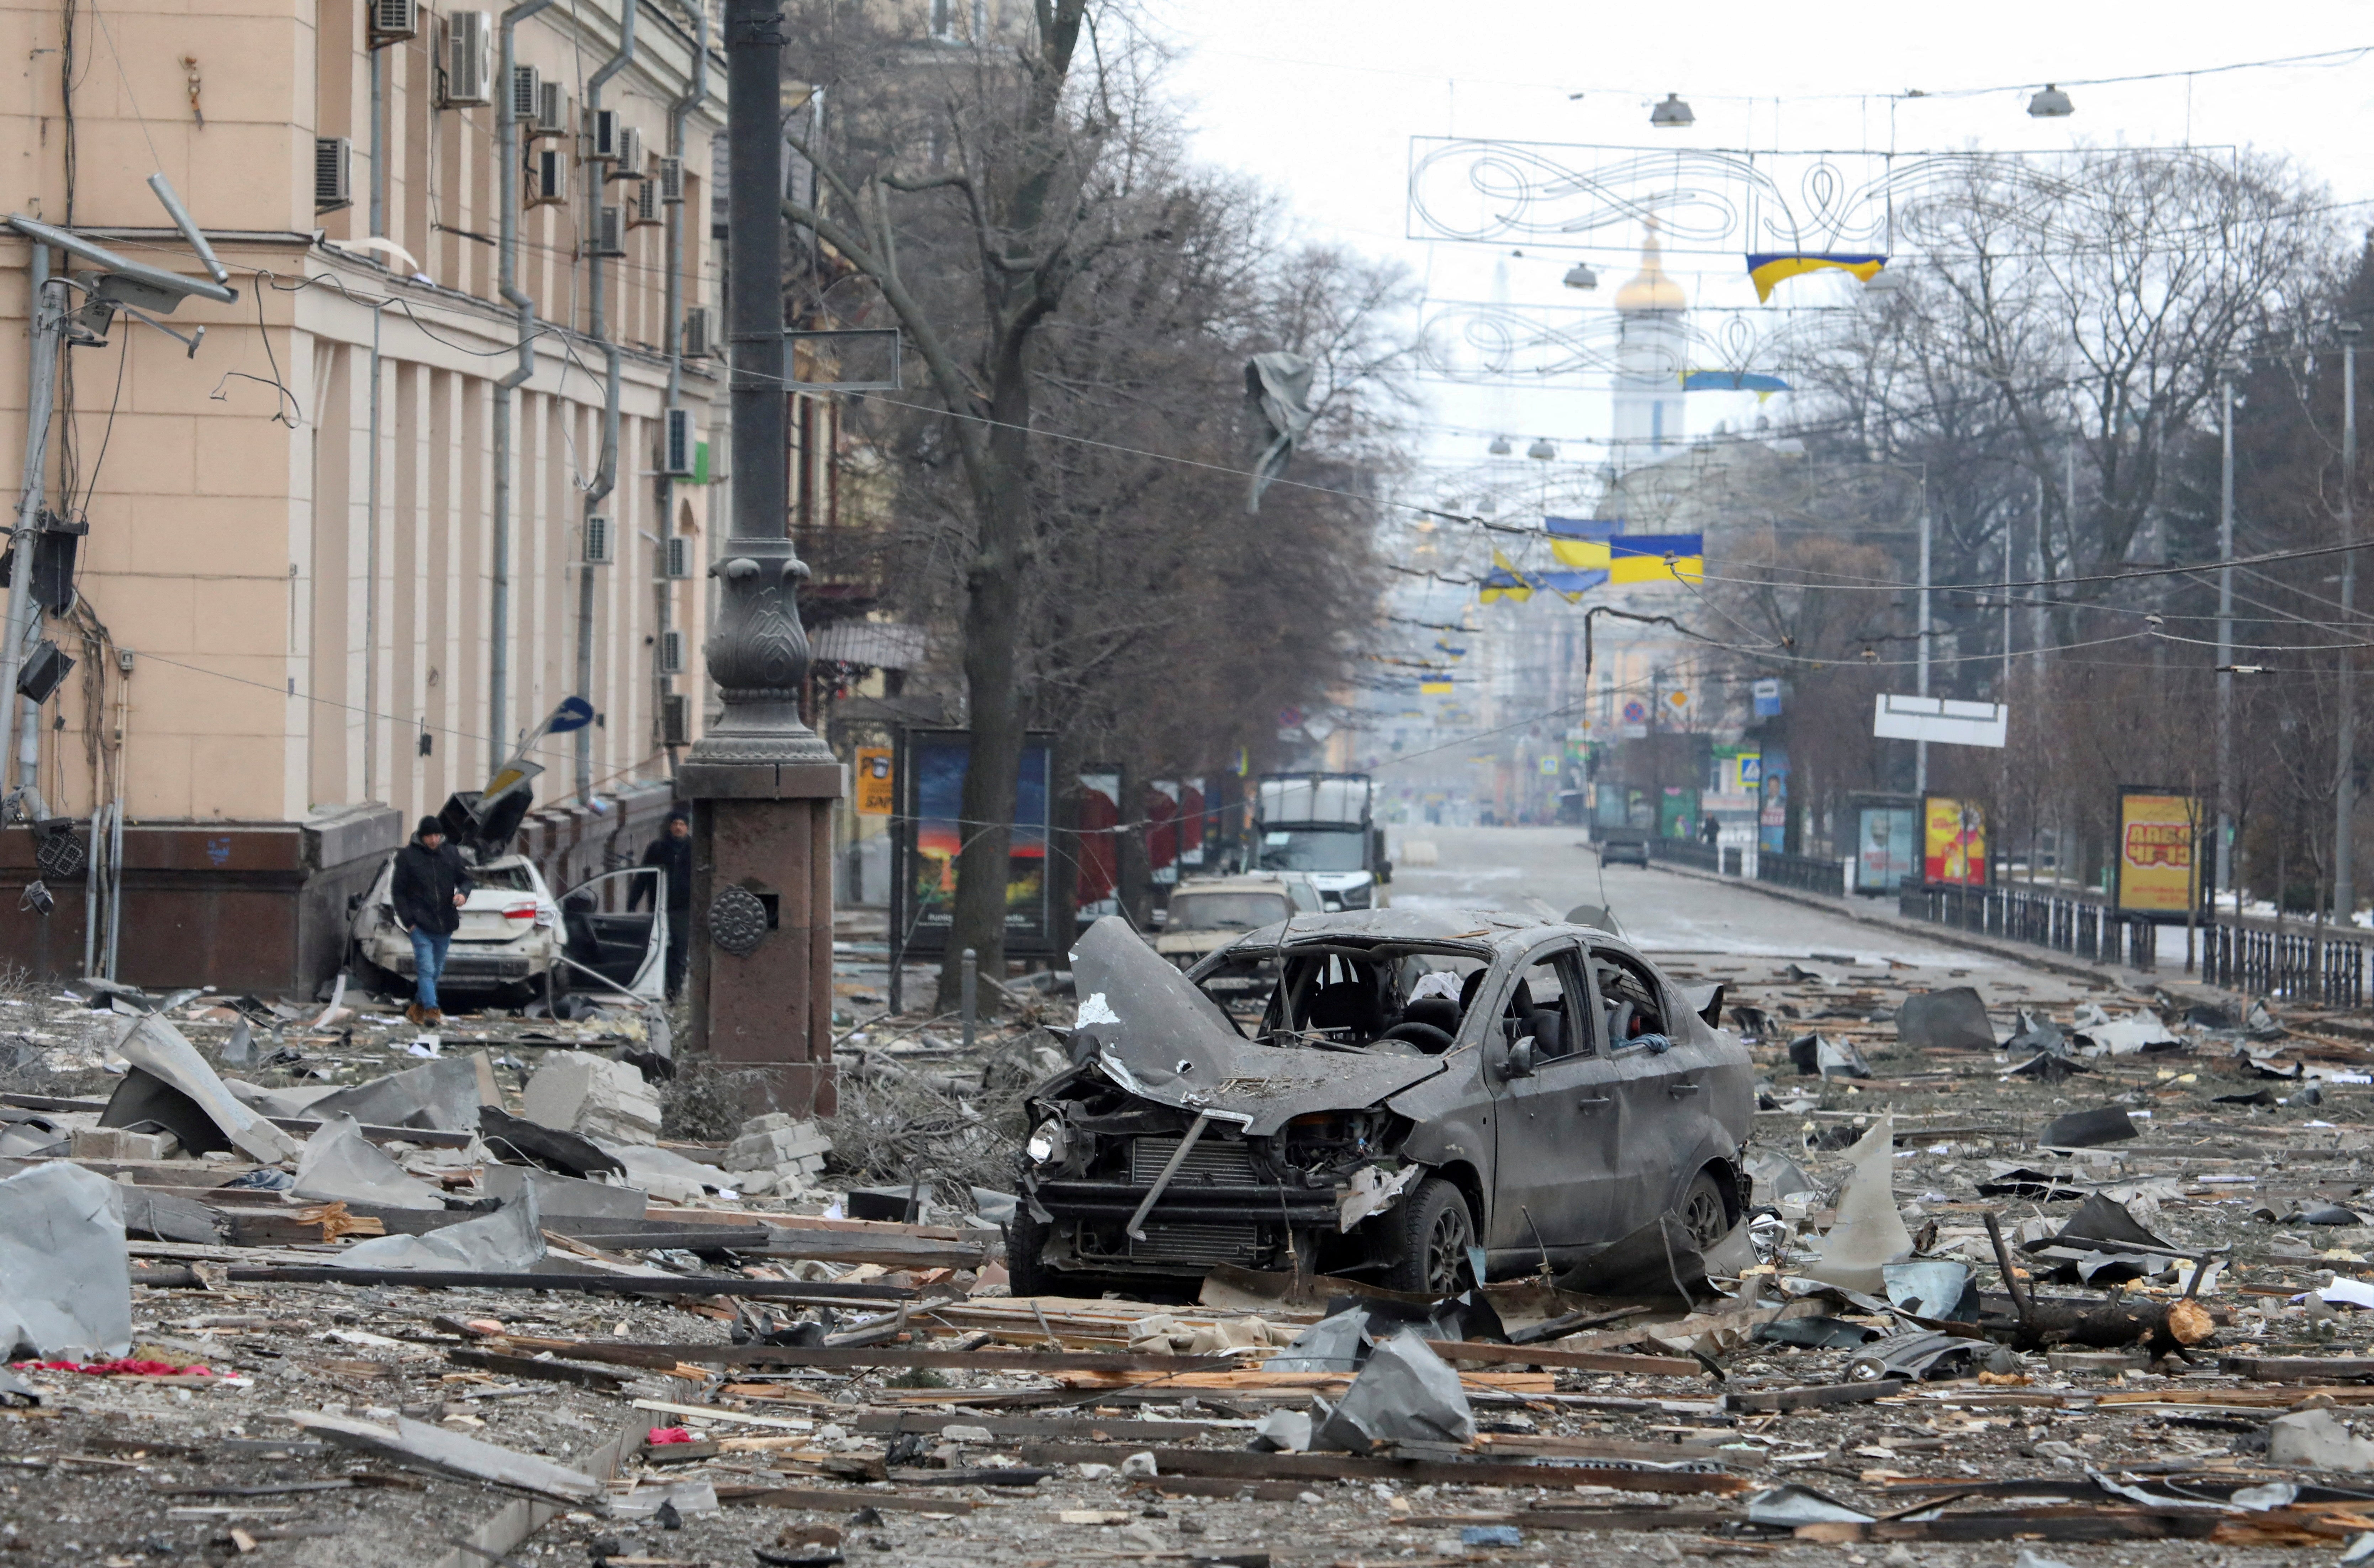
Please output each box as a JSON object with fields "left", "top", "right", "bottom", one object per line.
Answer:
{"left": 557, "top": 866, "right": 667, "bottom": 1002}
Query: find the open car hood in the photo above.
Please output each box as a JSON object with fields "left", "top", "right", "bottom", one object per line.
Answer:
{"left": 1068, "top": 915, "right": 1445, "bottom": 1136}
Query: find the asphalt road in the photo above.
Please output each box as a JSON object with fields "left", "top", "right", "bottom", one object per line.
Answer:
{"left": 1386, "top": 824, "right": 2004, "bottom": 968}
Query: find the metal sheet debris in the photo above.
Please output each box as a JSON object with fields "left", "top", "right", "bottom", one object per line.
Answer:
{"left": 0, "top": 1161, "right": 131, "bottom": 1360}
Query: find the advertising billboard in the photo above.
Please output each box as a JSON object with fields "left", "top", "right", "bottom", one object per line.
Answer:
{"left": 891, "top": 729, "right": 1057, "bottom": 957}
{"left": 853, "top": 747, "right": 894, "bottom": 815}
{"left": 1922, "top": 796, "right": 1987, "bottom": 886}
{"left": 1856, "top": 805, "right": 1918, "bottom": 893}
{"left": 2115, "top": 789, "right": 2204, "bottom": 916}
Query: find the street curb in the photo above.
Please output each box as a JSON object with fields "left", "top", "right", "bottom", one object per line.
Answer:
{"left": 1636, "top": 856, "right": 2160, "bottom": 994}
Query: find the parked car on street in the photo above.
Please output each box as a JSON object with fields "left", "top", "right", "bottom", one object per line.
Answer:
{"left": 1597, "top": 826, "right": 1651, "bottom": 867}
{"left": 1151, "top": 873, "right": 1323, "bottom": 971}
{"left": 1012, "top": 909, "right": 1752, "bottom": 1297}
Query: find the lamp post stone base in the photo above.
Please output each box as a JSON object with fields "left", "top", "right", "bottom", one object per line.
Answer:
{"left": 682, "top": 759, "right": 841, "bottom": 1120}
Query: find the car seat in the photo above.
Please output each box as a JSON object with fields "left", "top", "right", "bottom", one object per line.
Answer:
{"left": 1304, "top": 980, "right": 1381, "bottom": 1039}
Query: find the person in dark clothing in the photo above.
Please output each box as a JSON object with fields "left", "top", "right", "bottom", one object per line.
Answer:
{"left": 390, "top": 816, "right": 473, "bottom": 1026}
{"left": 634, "top": 806, "right": 693, "bottom": 999}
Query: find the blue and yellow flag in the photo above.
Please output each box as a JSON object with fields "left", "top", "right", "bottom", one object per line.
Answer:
{"left": 1478, "top": 548, "right": 1537, "bottom": 604}
{"left": 1608, "top": 533, "right": 1705, "bottom": 584}
{"left": 1433, "top": 639, "right": 1467, "bottom": 658}
{"left": 1419, "top": 680, "right": 1455, "bottom": 695}
{"left": 1541, "top": 569, "right": 1609, "bottom": 602}
{"left": 1551, "top": 529, "right": 1704, "bottom": 584}
{"left": 1681, "top": 369, "right": 1790, "bottom": 397}
{"left": 1547, "top": 517, "right": 1621, "bottom": 570}
{"left": 1746, "top": 253, "right": 1887, "bottom": 303}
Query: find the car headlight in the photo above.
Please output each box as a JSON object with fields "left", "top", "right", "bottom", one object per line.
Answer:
{"left": 1026, "top": 1122, "right": 1067, "bottom": 1165}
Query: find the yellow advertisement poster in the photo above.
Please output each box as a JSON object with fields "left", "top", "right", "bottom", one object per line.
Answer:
{"left": 853, "top": 747, "right": 895, "bottom": 816}
{"left": 2117, "top": 791, "right": 2201, "bottom": 914}
{"left": 1922, "top": 796, "right": 1985, "bottom": 885}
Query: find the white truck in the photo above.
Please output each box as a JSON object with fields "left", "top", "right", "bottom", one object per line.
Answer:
{"left": 1253, "top": 773, "right": 1391, "bottom": 912}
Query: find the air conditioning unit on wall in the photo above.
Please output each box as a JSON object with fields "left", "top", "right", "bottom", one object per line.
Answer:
{"left": 663, "top": 409, "right": 698, "bottom": 477}
{"left": 527, "top": 146, "right": 567, "bottom": 207}
{"left": 533, "top": 81, "right": 568, "bottom": 138}
{"left": 612, "top": 127, "right": 643, "bottom": 182}
{"left": 663, "top": 534, "right": 695, "bottom": 580}
{"left": 586, "top": 107, "right": 619, "bottom": 163}
{"left": 510, "top": 64, "right": 542, "bottom": 122}
{"left": 630, "top": 178, "right": 663, "bottom": 228}
{"left": 659, "top": 630, "right": 685, "bottom": 675}
{"left": 657, "top": 156, "right": 684, "bottom": 204}
{"left": 315, "top": 137, "right": 353, "bottom": 212}
{"left": 592, "top": 205, "right": 624, "bottom": 258}
{"left": 680, "top": 307, "right": 713, "bottom": 358}
{"left": 440, "top": 11, "right": 493, "bottom": 106}
{"left": 582, "top": 515, "right": 612, "bottom": 565}
{"left": 367, "top": 0, "right": 416, "bottom": 48}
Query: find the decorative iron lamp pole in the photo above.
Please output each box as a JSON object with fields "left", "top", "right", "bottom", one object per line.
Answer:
{"left": 678, "top": 0, "right": 843, "bottom": 1114}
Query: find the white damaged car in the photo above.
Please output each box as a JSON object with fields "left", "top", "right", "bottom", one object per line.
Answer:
{"left": 348, "top": 842, "right": 666, "bottom": 1008}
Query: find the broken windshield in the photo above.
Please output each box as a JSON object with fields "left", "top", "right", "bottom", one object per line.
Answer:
{"left": 1167, "top": 892, "right": 1292, "bottom": 931}
{"left": 1194, "top": 938, "right": 1485, "bottom": 1056}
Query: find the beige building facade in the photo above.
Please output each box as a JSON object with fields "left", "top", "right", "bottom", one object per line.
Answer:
{"left": 0, "top": 0, "right": 837, "bottom": 986}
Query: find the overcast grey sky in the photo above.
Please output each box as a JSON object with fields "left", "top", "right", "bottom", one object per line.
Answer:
{"left": 1154, "top": 2, "right": 2374, "bottom": 505}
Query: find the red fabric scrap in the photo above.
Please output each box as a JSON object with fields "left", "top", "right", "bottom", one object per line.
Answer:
{"left": 646, "top": 1426, "right": 695, "bottom": 1445}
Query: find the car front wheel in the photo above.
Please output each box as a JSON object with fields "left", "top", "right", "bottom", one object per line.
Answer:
{"left": 1374, "top": 1176, "right": 1474, "bottom": 1295}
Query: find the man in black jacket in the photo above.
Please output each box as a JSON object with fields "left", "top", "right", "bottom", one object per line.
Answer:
{"left": 391, "top": 816, "right": 473, "bottom": 1026}
{"left": 633, "top": 806, "right": 693, "bottom": 999}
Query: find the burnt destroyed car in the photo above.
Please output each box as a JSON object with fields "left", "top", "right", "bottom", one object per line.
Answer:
{"left": 1011, "top": 909, "right": 1753, "bottom": 1297}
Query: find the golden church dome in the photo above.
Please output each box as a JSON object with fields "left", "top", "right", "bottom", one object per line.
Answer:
{"left": 1614, "top": 228, "right": 1687, "bottom": 314}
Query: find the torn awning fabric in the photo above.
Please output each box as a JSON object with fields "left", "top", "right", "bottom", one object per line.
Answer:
{"left": 1244, "top": 351, "right": 1315, "bottom": 514}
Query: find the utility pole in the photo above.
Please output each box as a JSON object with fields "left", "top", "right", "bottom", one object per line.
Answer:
{"left": 1915, "top": 492, "right": 1931, "bottom": 796}
{"left": 2339, "top": 323, "right": 2362, "bottom": 925}
{"left": 2216, "top": 368, "right": 2237, "bottom": 903}
{"left": 0, "top": 264, "right": 65, "bottom": 813}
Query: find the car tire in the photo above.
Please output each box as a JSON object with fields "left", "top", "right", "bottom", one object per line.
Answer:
{"left": 1678, "top": 1168, "right": 1732, "bottom": 1250}
{"left": 1005, "top": 1203, "right": 1058, "bottom": 1298}
{"left": 1374, "top": 1176, "right": 1474, "bottom": 1296}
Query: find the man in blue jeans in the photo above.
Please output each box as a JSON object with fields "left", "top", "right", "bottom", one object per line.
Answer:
{"left": 392, "top": 815, "right": 473, "bottom": 1026}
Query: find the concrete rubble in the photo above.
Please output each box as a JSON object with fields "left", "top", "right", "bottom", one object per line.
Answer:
{"left": 15, "top": 935, "right": 2374, "bottom": 1564}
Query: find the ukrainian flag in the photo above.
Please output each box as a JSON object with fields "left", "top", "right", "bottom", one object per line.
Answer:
{"left": 1547, "top": 516, "right": 1621, "bottom": 570}
{"left": 1608, "top": 533, "right": 1704, "bottom": 584}
{"left": 1745, "top": 253, "right": 1887, "bottom": 303}
{"left": 1478, "top": 548, "right": 1537, "bottom": 604}
{"left": 1419, "top": 680, "right": 1455, "bottom": 695}
{"left": 1541, "top": 569, "right": 1609, "bottom": 602}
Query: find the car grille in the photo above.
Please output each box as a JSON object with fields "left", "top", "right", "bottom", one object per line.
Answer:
{"left": 1130, "top": 1136, "right": 1259, "bottom": 1184}
{"left": 1129, "top": 1223, "right": 1263, "bottom": 1266}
